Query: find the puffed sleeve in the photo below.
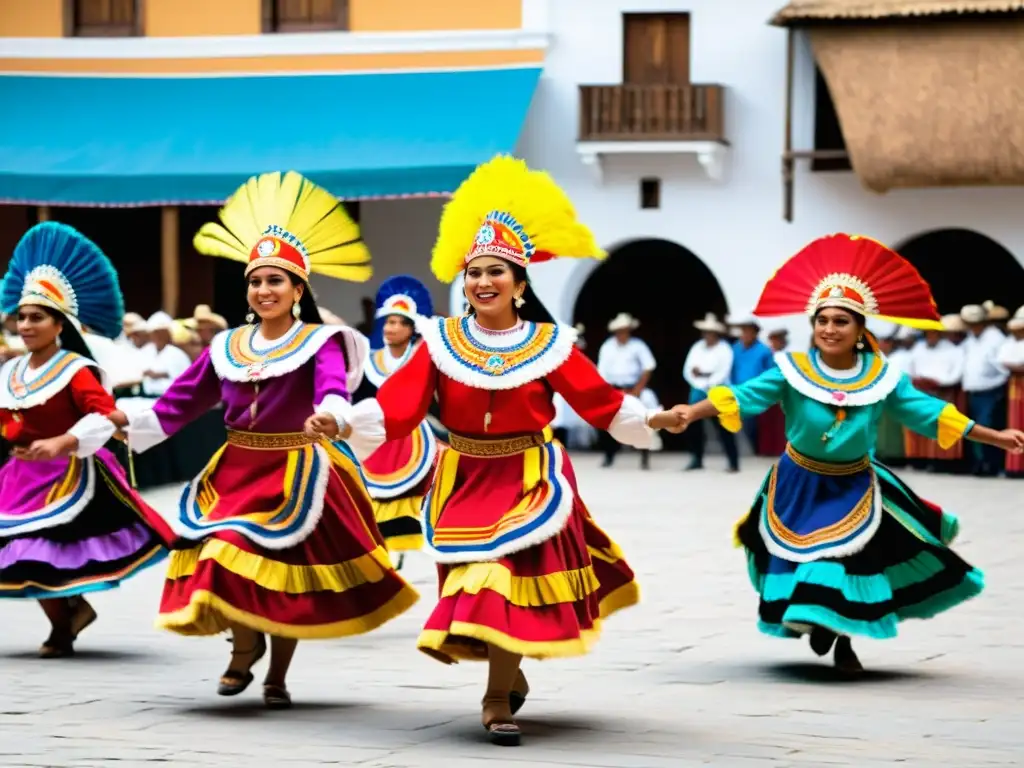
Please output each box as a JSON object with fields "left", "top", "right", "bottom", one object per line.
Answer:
{"left": 546, "top": 347, "right": 654, "bottom": 449}
{"left": 311, "top": 336, "right": 352, "bottom": 429}
{"left": 884, "top": 374, "right": 974, "bottom": 449}
{"left": 124, "top": 347, "right": 222, "bottom": 453}
{"left": 707, "top": 366, "right": 788, "bottom": 433}
{"left": 66, "top": 368, "right": 118, "bottom": 457}
{"left": 345, "top": 343, "right": 437, "bottom": 459}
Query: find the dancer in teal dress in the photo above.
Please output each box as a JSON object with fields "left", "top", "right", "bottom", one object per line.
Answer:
{"left": 676, "top": 234, "right": 1024, "bottom": 672}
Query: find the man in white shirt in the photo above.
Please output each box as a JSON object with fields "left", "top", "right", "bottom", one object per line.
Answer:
{"left": 140, "top": 311, "right": 193, "bottom": 397}
{"left": 683, "top": 313, "right": 738, "bottom": 472}
{"left": 960, "top": 304, "right": 1010, "bottom": 476}
{"left": 596, "top": 313, "right": 657, "bottom": 469}
{"left": 907, "top": 327, "right": 966, "bottom": 472}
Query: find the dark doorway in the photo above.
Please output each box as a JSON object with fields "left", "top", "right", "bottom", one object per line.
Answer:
{"left": 895, "top": 229, "right": 1024, "bottom": 314}
{"left": 572, "top": 238, "right": 728, "bottom": 452}
{"left": 48, "top": 207, "right": 163, "bottom": 315}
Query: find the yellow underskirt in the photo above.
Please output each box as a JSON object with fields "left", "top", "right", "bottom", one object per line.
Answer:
{"left": 386, "top": 534, "right": 425, "bottom": 552}
{"left": 164, "top": 538, "right": 400, "bottom": 595}
{"left": 156, "top": 586, "right": 419, "bottom": 640}
{"left": 371, "top": 494, "right": 424, "bottom": 524}
{"left": 418, "top": 578, "right": 640, "bottom": 664}
{"left": 440, "top": 561, "right": 601, "bottom": 607}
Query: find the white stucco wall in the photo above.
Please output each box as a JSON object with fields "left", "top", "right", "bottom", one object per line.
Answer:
{"left": 313, "top": 0, "right": 1024, "bottom": 339}
{"left": 514, "top": 0, "right": 1024, "bottom": 340}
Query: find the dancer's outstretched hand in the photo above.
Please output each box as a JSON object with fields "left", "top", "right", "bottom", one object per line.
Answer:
{"left": 304, "top": 413, "right": 340, "bottom": 440}
{"left": 649, "top": 409, "right": 686, "bottom": 434}
{"left": 997, "top": 428, "right": 1024, "bottom": 453}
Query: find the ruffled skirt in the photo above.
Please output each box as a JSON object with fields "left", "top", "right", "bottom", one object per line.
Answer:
{"left": 0, "top": 448, "right": 172, "bottom": 598}
{"left": 737, "top": 450, "right": 983, "bottom": 640}
{"left": 359, "top": 422, "right": 437, "bottom": 552}
{"left": 416, "top": 442, "right": 638, "bottom": 663}
{"left": 157, "top": 439, "right": 419, "bottom": 638}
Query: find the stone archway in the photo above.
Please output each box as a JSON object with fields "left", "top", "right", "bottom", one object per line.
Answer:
{"left": 572, "top": 238, "right": 729, "bottom": 451}
{"left": 895, "top": 229, "right": 1024, "bottom": 314}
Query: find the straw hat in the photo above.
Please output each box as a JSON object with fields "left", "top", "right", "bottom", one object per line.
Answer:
{"left": 145, "top": 311, "right": 174, "bottom": 333}
{"left": 983, "top": 300, "right": 1009, "bottom": 321}
{"left": 726, "top": 313, "right": 759, "bottom": 328}
{"left": 1008, "top": 306, "right": 1024, "bottom": 331}
{"left": 183, "top": 304, "right": 228, "bottom": 331}
{"left": 767, "top": 326, "right": 788, "bottom": 339}
{"left": 960, "top": 304, "right": 986, "bottom": 324}
{"left": 693, "top": 312, "right": 727, "bottom": 334}
{"left": 940, "top": 314, "right": 967, "bottom": 333}
{"left": 123, "top": 312, "right": 147, "bottom": 334}
{"left": 607, "top": 313, "right": 639, "bottom": 332}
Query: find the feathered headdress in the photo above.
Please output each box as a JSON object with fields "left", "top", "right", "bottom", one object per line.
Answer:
{"left": 0, "top": 222, "right": 125, "bottom": 339}
{"left": 371, "top": 274, "right": 433, "bottom": 349}
{"left": 194, "top": 171, "right": 372, "bottom": 284}
{"left": 430, "top": 155, "right": 604, "bottom": 284}
{"left": 754, "top": 234, "right": 943, "bottom": 331}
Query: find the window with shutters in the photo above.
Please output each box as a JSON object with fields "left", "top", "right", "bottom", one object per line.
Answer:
{"left": 67, "top": 0, "right": 141, "bottom": 37}
{"left": 623, "top": 13, "right": 691, "bottom": 85}
{"left": 263, "top": 0, "right": 349, "bottom": 32}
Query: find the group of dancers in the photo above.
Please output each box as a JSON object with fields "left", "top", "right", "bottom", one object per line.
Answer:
{"left": 1, "top": 157, "right": 1021, "bottom": 747}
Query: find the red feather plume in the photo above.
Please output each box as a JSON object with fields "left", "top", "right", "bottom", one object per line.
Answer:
{"left": 754, "top": 234, "right": 942, "bottom": 329}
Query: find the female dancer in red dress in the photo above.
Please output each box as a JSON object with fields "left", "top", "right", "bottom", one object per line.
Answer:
{"left": 317, "top": 156, "right": 684, "bottom": 745}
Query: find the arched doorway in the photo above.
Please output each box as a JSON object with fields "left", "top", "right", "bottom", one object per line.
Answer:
{"left": 895, "top": 229, "right": 1024, "bottom": 314}
{"left": 572, "top": 238, "right": 728, "bottom": 451}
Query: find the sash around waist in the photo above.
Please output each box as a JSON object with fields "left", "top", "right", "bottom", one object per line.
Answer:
{"left": 784, "top": 443, "right": 870, "bottom": 476}
{"left": 225, "top": 430, "right": 317, "bottom": 450}
{"left": 446, "top": 427, "right": 554, "bottom": 458}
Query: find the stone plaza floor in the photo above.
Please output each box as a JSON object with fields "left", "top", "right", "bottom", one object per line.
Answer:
{"left": 1, "top": 452, "right": 1021, "bottom": 767}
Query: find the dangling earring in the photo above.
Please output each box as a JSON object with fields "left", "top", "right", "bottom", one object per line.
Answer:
{"left": 292, "top": 302, "right": 301, "bottom": 319}
{"left": 514, "top": 294, "right": 525, "bottom": 309}
{"left": 856, "top": 336, "right": 865, "bottom": 350}
{"left": 463, "top": 292, "right": 472, "bottom": 316}
{"left": 246, "top": 310, "right": 256, "bottom": 324}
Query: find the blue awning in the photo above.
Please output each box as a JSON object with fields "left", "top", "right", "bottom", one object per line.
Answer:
{"left": 0, "top": 66, "right": 541, "bottom": 206}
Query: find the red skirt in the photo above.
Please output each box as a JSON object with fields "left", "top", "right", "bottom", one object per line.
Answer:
{"left": 157, "top": 439, "right": 419, "bottom": 639}
{"left": 1007, "top": 375, "right": 1024, "bottom": 474}
{"left": 417, "top": 445, "right": 639, "bottom": 663}
{"left": 904, "top": 381, "right": 965, "bottom": 461}
{"left": 757, "top": 405, "right": 787, "bottom": 457}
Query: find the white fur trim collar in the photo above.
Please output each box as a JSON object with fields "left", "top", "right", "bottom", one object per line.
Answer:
{"left": 210, "top": 323, "right": 368, "bottom": 394}
{"left": 0, "top": 351, "right": 94, "bottom": 410}
{"left": 775, "top": 350, "right": 901, "bottom": 407}
{"left": 417, "top": 316, "right": 577, "bottom": 391}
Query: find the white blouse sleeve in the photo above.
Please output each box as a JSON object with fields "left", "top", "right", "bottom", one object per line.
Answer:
{"left": 121, "top": 404, "right": 170, "bottom": 454}
{"left": 607, "top": 394, "right": 656, "bottom": 450}
{"left": 314, "top": 393, "right": 354, "bottom": 431}
{"left": 344, "top": 398, "right": 388, "bottom": 460}
{"left": 67, "top": 413, "right": 117, "bottom": 458}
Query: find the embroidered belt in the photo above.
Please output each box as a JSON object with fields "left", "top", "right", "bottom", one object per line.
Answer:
{"left": 448, "top": 430, "right": 549, "bottom": 458}
{"left": 785, "top": 444, "right": 870, "bottom": 476}
{"left": 226, "top": 430, "right": 317, "bottom": 450}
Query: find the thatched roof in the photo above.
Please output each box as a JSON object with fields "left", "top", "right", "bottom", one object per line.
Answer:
{"left": 811, "top": 18, "right": 1024, "bottom": 192}
{"left": 772, "top": 0, "right": 1024, "bottom": 25}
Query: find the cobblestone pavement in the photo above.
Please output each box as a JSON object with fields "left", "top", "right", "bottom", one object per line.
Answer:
{"left": 2, "top": 453, "right": 1022, "bottom": 767}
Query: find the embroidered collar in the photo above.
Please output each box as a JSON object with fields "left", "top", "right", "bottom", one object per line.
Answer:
{"left": 210, "top": 322, "right": 346, "bottom": 383}
{"left": 0, "top": 351, "right": 92, "bottom": 410}
{"left": 364, "top": 342, "right": 417, "bottom": 388}
{"left": 418, "top": 316, "right": 577, "bottom": 391}
{"left": 776, "top": 350, "right": 901, "bottom": 407}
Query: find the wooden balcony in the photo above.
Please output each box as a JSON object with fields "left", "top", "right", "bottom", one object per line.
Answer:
{"left": 578, "top": 83, "right": 726, "bottom": 143}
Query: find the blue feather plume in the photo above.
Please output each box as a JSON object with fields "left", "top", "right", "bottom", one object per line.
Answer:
{"left": 0, "top": 222, "right": 125, "bottom": 339}
{"left": 370, "top": 274, "right": 433, "bottom": 350}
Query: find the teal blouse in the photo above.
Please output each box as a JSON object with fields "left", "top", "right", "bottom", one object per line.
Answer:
{"left": 710, "top": 351, "right": 974, "bottom": 463}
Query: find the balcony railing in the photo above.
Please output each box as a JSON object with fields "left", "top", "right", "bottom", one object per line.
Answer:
{"left": 578, "top": 84, "right": 726, "bottom": 143}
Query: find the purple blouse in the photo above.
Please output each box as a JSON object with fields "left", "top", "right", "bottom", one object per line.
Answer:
{"left": 152, "top": 340, "right": 349, "bottom": 436}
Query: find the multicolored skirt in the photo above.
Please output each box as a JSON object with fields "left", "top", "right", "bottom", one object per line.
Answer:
{"left": 360, "top": 421, "right": 437, "bottom": 552}
{"left": 904, "top": 381, "right": 965, "bottom": 462}
{"left": 157, "top": 431, "right": 419, "bottom": 639}
{"left": 0, "top": 448, "right": 172, "bottom": 599}
{"left": 1007, "top": 375, "right": 1024, "bottom": 476}
{"left": 416, "top": 430, "right": 639, "bottom": 663}
{"left": 735, "top": 444, "right": 983, "bottom": 640}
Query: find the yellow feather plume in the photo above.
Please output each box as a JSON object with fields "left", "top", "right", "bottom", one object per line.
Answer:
{"left": 431, "top": 155, "right": 604, "bottom": 284}
{"left": 194, "top": 171, "right": 372, "bottom": 282}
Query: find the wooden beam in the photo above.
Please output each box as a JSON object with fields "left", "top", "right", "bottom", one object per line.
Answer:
{"left": 160, "top": 206, "right": 179, "bottom": 316}
{"left": 37, "top": 206, "right": 50, "bottom": 222}
{"left": 783, "top": 27, "right": 795, "bottom": 223}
